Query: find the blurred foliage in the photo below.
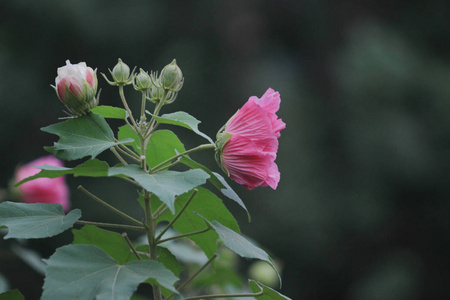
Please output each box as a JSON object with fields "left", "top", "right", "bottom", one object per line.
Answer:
{"left": 0, "top": 0, "right": 450, "bottom": 299}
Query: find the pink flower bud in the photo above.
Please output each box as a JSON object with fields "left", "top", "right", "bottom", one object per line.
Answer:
{"left": 14, "top": 156, "right": 70, "bottom": 211}
{"left": 55, "top": 60, "right": 98, "bottom": 116}
{"left": 215, "top": 88, "right": 286, "bottom": 190}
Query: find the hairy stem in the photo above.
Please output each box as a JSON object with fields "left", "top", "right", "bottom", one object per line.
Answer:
{"left": 122, "top": 232, "right": 142, "bottom": 260}
{"left": 165, "top": 254, "right": 218, "bottom": 300}
{"left": 143, "top": 191, "right": 162, "bottom": 300}
{"left": 157, "top": 226, "right": 210, "bottom": 244}
{"left": 110, "top": 147, "right": 127, "bottom": 165}
{"left": 151, "top": 144, "right": 215, "bottom": 173}
{"left": 155, "top": 189, "right": 198, "bottom": 242}
{"left": 75, "top": 220, "right": 145, "bottom": 231}
{"left": 119, "top": 85, "right": 138, "bottom": 130}
{"left": 78, "top": 185, "right": 142, "bottom": 226}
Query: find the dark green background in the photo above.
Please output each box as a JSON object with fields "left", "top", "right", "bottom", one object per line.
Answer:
{"left": 1, "top": 0, "right": 450, "bottom": 299}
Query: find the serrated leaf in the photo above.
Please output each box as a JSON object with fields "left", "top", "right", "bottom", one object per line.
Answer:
{"left": 249, "top": 280, "right": 291, "bottom": 299}
{"left": 42, "top": 244, "right": 178, "bottom": 300}
{"left": 199, "top": 216, "right": 280, "bottom": 284}
{"left": 158, "top": 188, "right": 240, "bottom": 258}
{"left": 0, "top": 289, "right": 24, "bottom": 300}
{"left": 108, "top": 165, "right": 209, "bottom": 213}
{"left": 42, "top": 112, "right": 133, "bottom": 160}
{"left": 73, "top": 225, "right": 136, "bottom": 264}
{"left": 147, "top": 130, "right": 186, "bottom": 168}
{"left": 91, "top": 105, "right": 128, "bottom": 119}
{"left": 180, "top": 156, "right": 249, "bottom": 220}
{"left": 0, "top": 202, "right": 81, "bottom": 239}
{"left": 150, "top": 111, "right": 214, "bottom": 144}
{"left": 15, "top": 159, "right": 109, "bottom": 186}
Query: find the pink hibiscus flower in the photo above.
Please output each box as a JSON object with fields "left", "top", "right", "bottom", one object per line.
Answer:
{"left": 215, "top": 88, "right": 286, "bottom": 190}
{"left": 15, "top": 156, "right": 70, "bottom": 211}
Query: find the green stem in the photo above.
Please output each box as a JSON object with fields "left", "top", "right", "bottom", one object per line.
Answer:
{"left": 151, "top": 144, "right": 215, "bottom": 173}
{"left": 110, "top": 147, "right": 128, "bottom": 165}
{"left": 152, "top": 203, "right": 168, "bottom": 220}
{"left": 165, "top": 254, "right": 218, "bottom": 300}
{"left": 144, "top": 97, "right": 165, "bottom": 139}
{"left": 119, "top": 85, "right": 138, "bottom": 130}
{"left": 78, "top": 185, "right": 142, "bottom": 226}
{"left": 156, "top": 189, "right": 198, "bottom": 242}
{"left": 143, "top": 191, "right": 163, "bottom": 300}
{"left": 140, "top": 91, "right": 147, "bottom": 122}
{"left": 157, "top": 226, "right": 210, "bottom": 244}
{"left": 122, "top": 232, "right": 142, "bottom": 260}
{"left": 115, "top": 144, "right": 141, "bottom": 163}
{"left": 75, "top": 220, "right": 145, "bottom": 231}
{"left": 116, "top": 142, "right": 141, "bottom": 158}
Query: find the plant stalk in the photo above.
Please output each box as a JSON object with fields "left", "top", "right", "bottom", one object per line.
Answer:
{"left": 77, "top": 185, "right": 142, "bottom": 226}
{"left": 75, "top": 220, "right": 145, "bottom": 231}
{"left": 151, "top": 144, "right": 215, "bottom": 173}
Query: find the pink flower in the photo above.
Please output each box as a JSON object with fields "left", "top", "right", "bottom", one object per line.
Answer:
{"left": 14, "top": 156, "right": 70, "bottom": 211}
{"left": 215, "top": 88, "right": 286, "bottom": 190}
{"left": 54, "top": 60, "right": 98, "bottom": 116}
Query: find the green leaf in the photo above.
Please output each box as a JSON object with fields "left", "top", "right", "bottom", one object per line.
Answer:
{"left": 15, "top": 159, "right": 109, "bottom": 186}
{"left": 158, "top": 188, "right": 240, "bottom": 258}
{"left": 42, "top": 112, "right": 133, "bottom": 160}
{"left": 146, "top": 130, "right": 186, "bottom": 168}
{"left": 118, "top": 125, "right": 138, "bottom": 148}
{"left": 0, "top": 202, "right": 81, "bottom": 239}
{"left": 91, "top": 105, "right": 128, "bottom": 119}
{"left": 42, "top": 244, "right": 178, "bottom": 300}
{"left": 180, "top": 156, "right": 249, "bottom": 220}
{"left": 0, "top": 290, "right": 24, "bottom": 300}
{"left": 249, "top": 280, "right": 292, "bottom": 299}
{"left": 108, "top": 165, "right": 209, "bottom": 213}
{"left": 199, "top": 216, "right": 280, "bottom": 283}
{"left": 73, "top": 225, "right": 136, "bottom": 264}
{"left": 135, "top": 245, "right": 184, "bottom": 278}
{"left": 150, "top": 111, "right": 214, "bottom": 144}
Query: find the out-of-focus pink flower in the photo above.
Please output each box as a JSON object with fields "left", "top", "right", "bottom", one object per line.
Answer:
{"left": 54, "top": 60, "right": 98, "bottom": 116}
{"left": 14, "top": 156, "right": 70, "bottom": 211}
{"left": 215, "top": 88, "right": 286, "bottom": 190}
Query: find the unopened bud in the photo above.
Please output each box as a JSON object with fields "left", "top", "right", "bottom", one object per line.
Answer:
{"left": 102, "top": 58, "right": 134, "bottom": 86}
{"left": 160, "top": 59, "right": 184, "bottom": 92}
{"left": 54, "top": 60, "right": 99, "bottom": 116}
{"left": 148, "top": 85, "right": 165, "bottom": 103}
{"left": 133, "top": 69, "right": 152, "bottom": 91}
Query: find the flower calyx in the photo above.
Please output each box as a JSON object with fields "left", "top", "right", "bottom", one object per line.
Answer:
{"left": 102, "top": 58, "right": 135, "bottom": 86}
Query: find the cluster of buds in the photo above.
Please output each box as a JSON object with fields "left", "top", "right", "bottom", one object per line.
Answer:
{"left": 148, "top": 59, "right": 184, "bottom": 104}
{"left": 54, "top": 59, "right": 184, "bottom": 117}
{"left": 102, "top": 58, "right": 184, "bottom": 104}
{"left": 54, "top": 60, "right": 99, "bottom": 116}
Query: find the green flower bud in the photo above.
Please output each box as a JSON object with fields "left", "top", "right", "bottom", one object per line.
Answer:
{"left": 133, "top": 68, "right": 152, "bottom": 91}
{"left": 149, "top": 85, "right": 165, "bottom": 103}
{"left": 102, "top": 58, "right": 134, "bottom": 86}
{"left": 160, "top": 59, "right": 184, "bottom": 92}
